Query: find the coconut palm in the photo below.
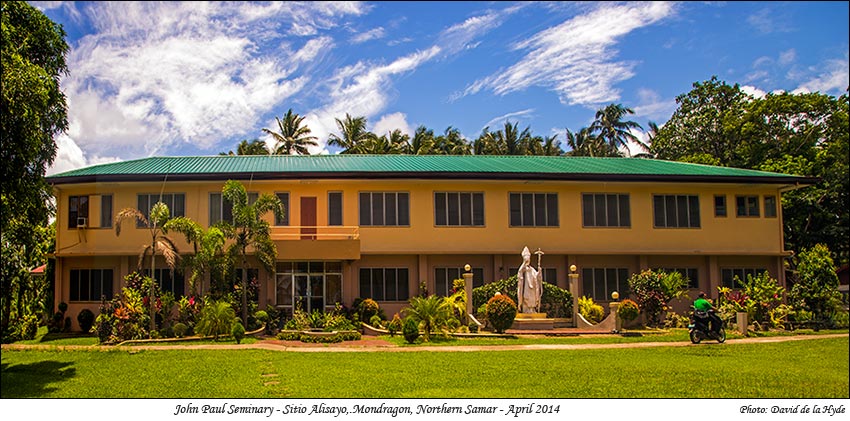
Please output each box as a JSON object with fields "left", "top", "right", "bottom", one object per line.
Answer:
{"left": 589, "top": 103, "right": 643, "bottom": 155}
{"left": 360, "top": 129, "right": 409, "bottom": 154}
{"left": 479, "top": 121, "right": 534, "bottom": 155}
{"left": 115, "top": 201, "right": 180, "bottom": 336}
{"left": 565, "top": 127, "right": 621, "bottom": 157}
{"left": 539, "top": 134, "right": 564, "bottom": 156}
{"left": 432, "top": 126, "right": 471, "bottom": 155}
{"left": 263, "top": 109, "right": 318, "bottom": 155}
{"left": 218, "top": 180, "right": 284, "bottom": 327}
{"left": 163, "top": 216, "right": 226, "bottom": 296}
{"left": 327, "top": 113, "right": 374, "bottom": 154}
{"left": 411, "top": 125, "right": 436, "bottom": 155}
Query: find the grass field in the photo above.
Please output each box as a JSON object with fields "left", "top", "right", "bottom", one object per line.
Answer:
{"left": 2, "top": 335, "right": 847, "bottom": 398}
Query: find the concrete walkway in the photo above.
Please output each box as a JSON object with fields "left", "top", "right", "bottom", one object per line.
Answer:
{"left": 2, "top": 333, "right": 846, "bottom": 353}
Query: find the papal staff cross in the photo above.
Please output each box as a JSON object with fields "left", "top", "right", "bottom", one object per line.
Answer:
{"left": 534, "top": 248, "right": 544, "bottom": 270}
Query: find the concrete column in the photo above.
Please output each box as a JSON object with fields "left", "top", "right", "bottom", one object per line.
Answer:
{"left": 462, "top": 271, "right": 474, "bottom": 319}
{"left": 609, "top": 302, "right": 622, "bottom": 332}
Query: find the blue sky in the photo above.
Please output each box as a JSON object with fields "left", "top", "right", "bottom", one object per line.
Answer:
{"left": 32, "top": 1, "right": 849, "bottom": 175}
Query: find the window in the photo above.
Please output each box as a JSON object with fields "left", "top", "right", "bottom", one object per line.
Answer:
{"left": 209, "top": 192, "right": 257, "bottom": 225}
{"left": 137, "top": 193, "right": 185, "bottom": 227}
{"left": 328, "top": 192, "right": 343, "bottom": 226}
{"left": 100, "top": 195, "right": 113, "bottom": 228}
{"left": 582, "top": 268, "right": 629, "bottom": 302}
{"left": 721, "top": 268, "right": 767, "bottom": 289}
{"left": 69, "top": 195, "right": 89, "bottom": 229}
{"left": 764, "top": 196, "right": 777, "bottom": 218}
{"left": 359, "top": 268, "right": 409, "bottom": 301}
{"left": 434, "top": 267, "right": 484, "bottom": 296}
{"left": 435, "top": 192, "right": 485, "bottom": 227}
{"left": 359, "top": 192, "right": 409, "bottom": 226}
{"left": 653, "top": 194, "right": 700, "bottom": 228}
{"left": 736, "top": 195, "right": 760, "bottom": 217}
{"left": 714, "top": 195, "right": 727, "bottom": 217}
{"left": 144, "top": 268, "right": 185, "bottom": 298}
{"left": 509, "top": 193, "right": 558, "bottom": 227}
{"left": 275, "top": 193, "right": 290, "bottom": 226}
{"left": 655, "top": 267, "right": 699, "bottom": 289}
{"left": 581, "top": 193, "right": 630, "bottom": 227}
{"left": 70, "top": 269, "right": 113, "bottom": 301}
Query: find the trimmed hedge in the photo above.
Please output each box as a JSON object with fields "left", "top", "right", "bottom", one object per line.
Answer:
{"left": 472, "top": 275, "right": 573, "bottom": 318}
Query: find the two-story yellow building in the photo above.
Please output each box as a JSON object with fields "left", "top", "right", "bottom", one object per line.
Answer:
{"left": 47, "top": 155, "right": 814, "bottom": 330}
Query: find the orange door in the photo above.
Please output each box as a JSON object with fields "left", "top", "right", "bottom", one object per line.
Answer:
{"left": 301, "top": 197, "right": 317, "bottom": 240}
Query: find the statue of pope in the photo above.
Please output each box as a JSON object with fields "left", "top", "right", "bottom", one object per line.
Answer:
{"left": 516, "top": 246, "right": 543, "bottom": 313}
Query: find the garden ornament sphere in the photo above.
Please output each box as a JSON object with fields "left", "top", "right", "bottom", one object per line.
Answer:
{"left": 612, "top": 291, "right": 620, "bottom": 300}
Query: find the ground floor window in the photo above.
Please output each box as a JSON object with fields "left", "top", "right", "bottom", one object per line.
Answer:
{"left": 143, "top": 268, "right": 185, "bottom": 298}
{"left": 654, "top": 267, "right": 699, "bottom": 289}
{"left": 276, "top": 261, "right": 342, "bottom": 313}
{"left": 70, "top": 269, "right": 114, "bottom": 302}
{"left": 721, "top": 268, "right": 767, "bottom": 289}
{"left": 508, "top": 267, "right": 557, "bottom": 288}
{"left": 582, "top": 268, "right": 629, "bottom": 302}
{"left": 360, "top": 268, "right": 409, "bottom": 301}
{"left": 434, "top": 267, "right": 484, "bottom": 296}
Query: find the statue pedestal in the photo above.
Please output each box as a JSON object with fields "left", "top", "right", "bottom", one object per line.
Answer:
{"left": 511, "top": 313, "right": 554, "bottom": 330}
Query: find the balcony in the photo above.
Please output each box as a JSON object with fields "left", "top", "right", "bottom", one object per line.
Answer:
{"left": 271, "top": 226, "right": 360, "bottom": 260}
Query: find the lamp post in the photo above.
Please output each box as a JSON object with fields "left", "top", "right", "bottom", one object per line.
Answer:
{"left": 568, "top": 264, "right": 579, "bottom": 324}
{"left": 462, "top": 264, "right": 473, "bottom": 322}
{"left": 610, "top": 290, "right": 621, "bottom": 333}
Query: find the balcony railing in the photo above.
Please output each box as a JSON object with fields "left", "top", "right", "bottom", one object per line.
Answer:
{"left": 270, "top": 226, "right": 360, "bottom": 241}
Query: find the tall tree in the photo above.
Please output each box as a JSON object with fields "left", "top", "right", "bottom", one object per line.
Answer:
{"left": 411, "top": 125, "right": 436, "bottom": 155}
{"left": 115, "top": 202, "right": 180, "bottom": 336}
{"left": 218, "top": 180, "right": 284, "bottom": 327}
{"left": 432, "top": 126, "right": 471, "bottom": 155}
{"left": 564, "top": 127, "right": 620, "bottom": 157}
{"left": 163, "top": 217, "right": 226, "bottom": 296}
{"left": 360, "top": 129, "right": 409, "bottom": 154}
{"left": 263, "top": 109, "right": 318, "bottom": 155}
{"left": 589, "top": 103, "right": 644, "bottom": 155}
{"left": 1, "top": 2, "right": 69, "bottom": 333}
{"left": 219, "top": 139, "right": 269, "bottom": 156}
{"left": 327, "top": 114, "right": 374, "bottom": 154}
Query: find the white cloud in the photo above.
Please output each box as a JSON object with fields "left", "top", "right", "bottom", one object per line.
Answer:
{"left": 437, "top": 4, "right": 526, "bottom": 56}
{"left": 792, "top": 56, "right": 850, "bottom": 95}
{"left": 372, "top": 112, "right": 413, "bottom": 138}
{"left": 458, "top": 2, "right": 675, "bottom": 106}
{"left": 632, "top": 89, "right": 676, "bottom": 122}
{"left": 48, "top": 134, "right": 121, "bottom": 176}
{"left": 482, "top": 109, "right": 535, "bottom": 130}
{"left": 351, "top": 27, "right": 386, "bottom": 44}
{"left": 747, "top": 8, "right": 793, "bottom": 34}
{"left": 779, "top": 49, "right": 796, "bottom": 66}
{"left": 741, "top": 85, "right": 768, "bottom": 99}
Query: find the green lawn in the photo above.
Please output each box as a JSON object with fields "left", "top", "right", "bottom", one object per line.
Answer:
{"left": 2, "top": 336, "right": 847, "bottom": 398}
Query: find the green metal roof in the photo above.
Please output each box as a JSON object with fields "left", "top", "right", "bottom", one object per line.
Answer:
{"left": 46, "top": 155, "right": 816, "bottom": 185}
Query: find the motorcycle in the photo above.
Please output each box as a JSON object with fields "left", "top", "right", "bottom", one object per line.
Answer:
{"left": 688, "top": 309, "right": 726, "bottom": 344}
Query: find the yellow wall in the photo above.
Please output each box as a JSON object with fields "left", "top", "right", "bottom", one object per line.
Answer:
{"left": 53, "top": 178, "right": 787, "bottom": 258}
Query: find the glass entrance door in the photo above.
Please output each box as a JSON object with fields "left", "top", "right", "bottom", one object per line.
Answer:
{"left": 294, "top": 275, "right": 324, "bottom": 313}
{"left": 277, "top": 262, "right": 343, "bottom": 314}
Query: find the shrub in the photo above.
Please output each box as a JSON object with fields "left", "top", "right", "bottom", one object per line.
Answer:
{"left": 231, "top": 321, "right": 245, "bottom": 344}
{"left": 358, "top": 298, "right": 380, "bottom": 321}
{"left": 254, "top": 310, "right": 269, "bottom": 324}
{"left": 468, "top": 321, "right": 479, "bottom": 333}
{"left": 578, "top": 296, "right": 604, "bottom": 323}
{"left": 387, "top": 314, "right": 402, "bottom": 337}
{"left": 618, "top": 299, "right": 639, "bottom": 323}
{"left": 403, "top": 295, "right": 451, "bottom": 341}
{"left": 402, "top": 316, "right": 420, "bottom": 344}
{"left": 472, "top": 276, "right": 573, "bottom": 318}
{"left": 58, "top": 302, "right": 68, "bottom": 313}
{"left": 446, "top": 317, "right": 461, "bottom": 332}
{"left": 742, "top": 271, "right": 785, "bottom": 327}
{"left": 17, "top": 314, "right": 39, "bottom": 340}
{"left": 485, "top": 294, "right": 517, "bottom": 333}
{"left": 172, "top": 322, "right": 188, "bottom": 338}
{"left": 790, "top": 244, "right": 844, "bottom": 327}
{"left": 77, "top": 309, "right": 95, "bottom": 333}
{"left": 196, "top": 300, "right": 236, "bottom": 340}
{"left": 627, "top": 270, "right": 687, "bottom": 327}
{"left": 369, "top": 314, "right": 383, "bottom": 328}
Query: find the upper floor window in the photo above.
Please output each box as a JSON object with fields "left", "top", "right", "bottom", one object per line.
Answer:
{"left": 209, "top": 192, "right": 257, "bottom": 226}
{"left": 435, "top": 192, "right": 484, "bottom": 227}
{"left": 70, "top": 268, "right": 113, "bottom": 302}
{"left": 359, "top": 268, "right": 409, "bottom": 301}
{"left": 101, "top": 195, "right": 113, "bottom": 228}
{"left": 275, "top": 193, "right": 290, "bottom": 226}
{"left": 328, "top": 192, "right": 343, "bottom": 226}
{"left": 138, "top": 193, "right": 185, "bottom": 227}
{"left": 434, "top": 267, "right": 484, "bottom": 296}
{"left": 359, "top": 192, "right": 409, "bottom": 226}
{"left": 714, "top": 195, "right": 727, "bottom": 217}
{"left": 736, "top": 195, "right": 759, "bottom": 217}
{"left": 582, "top": 193, "right": 630, "bottom": 227}
{"left": 721, "top": 268, "right": 767, "bottom": 289}
{"left": 764, "top": 195, "right": 777, "bottom": 218}
{"left": 509, "top": 193, "right": 558, "bottom": 227}
{"left": 69, "top": 195, "right": 89, "bottom": 229}
{"left": 653, "top": 194, "right": 700, "bottom": 228}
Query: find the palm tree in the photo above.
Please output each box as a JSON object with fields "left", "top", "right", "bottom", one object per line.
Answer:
{"left": 218, "top": 180, "right": 284, "bottom": 327}
{"left": 565, "top": 127, "right": 621, "bottom": 157}
{"left": 327, "top": 113, "right": 374, "bottom": 154}
{"left": 263, "top": 109, "right": 318, "bottom": 155}
{"left": 219, "top": 139, "right": 269, "bottom": 156}
{"left": 163, "top": 216, "right": 226, "bottom": 296}
{"left": 411, "top": 125, "right": 436, "bottom": 155}
{"left": 480, "top": 121, "right": 533, "bottom": 155}
{"left": 589, "top": 103, "right": 643, "bottom": 155}
{"left": 115, "top": 201, "right": 180, "bottom": 336}
{"left": 432, "top": 126, "right": 471, "bottom": 155}
{"left": 360, "top": 129, "right": 409, "bottom": 154}
{"left": 539, "top": 134, "right": 563, "bottom": 156}
{"left": 403, "top": 295, "right": 452, "bottom": 342}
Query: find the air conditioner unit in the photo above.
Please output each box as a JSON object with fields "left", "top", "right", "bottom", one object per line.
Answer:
{"left": 76, "top": 217, "right": 87, "bottom": 228}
